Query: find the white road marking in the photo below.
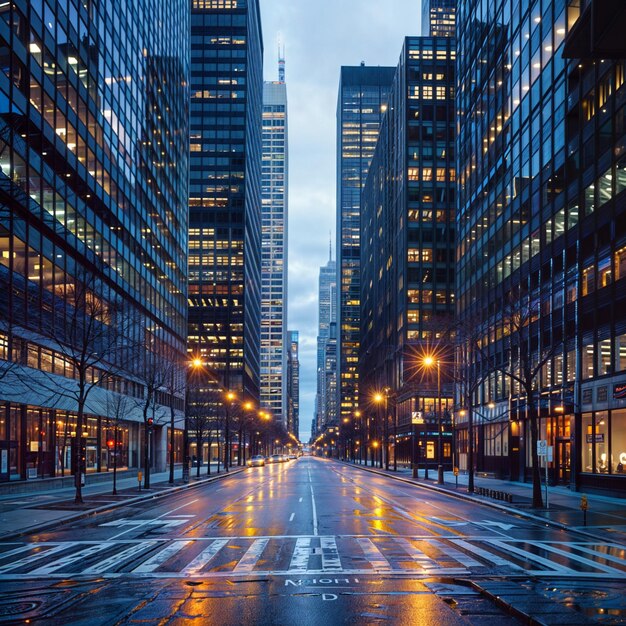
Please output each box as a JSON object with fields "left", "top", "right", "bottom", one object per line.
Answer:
{"left": 429, "top": 539, "right": 484, "bottom": 568}
{"left": 298, "top": 497, "right": 303, "bottom": 503}
{"left": 0, "top": 543, "right": 74, "bottom": 573}
{"left": 30, "top": 543, "right": 112, "bottom": 575}
{"left": 489, "top": 540, "right": 624, "bottom": 576}
{"left": 485, "top": 539, "right": 573, "bottom": 574}
{"left": 356, "top": 538, "right": 391, "bottom": 571}
{"left": 83, "top": 542, "right": 157, "bottom": 575}
{"left": 394, "top": 538, "right": 449, "bottom": 572}
{"left": 106, "top": 499, "right": 199, "bottom": 541}
{"left": 0, "top": 545, "right": 43, "bottom": 562}
{"left": 450, "top": 539, "right": 524, "bottom": 570}
{"left": 308, "top": 470, "right": 319, "bottom": 536}
{"left": 233, "top": 538, "right": 269, "bottom": 572}
{"left": 132, "top": 540, "right": 192, "bottom": 573}
{"left": 182, "top": 539, "right": 229, "bottom": 575}
{"left": 568, "top": 543, "right": 626, "bottom": 568}
{"left": 320, "top": 536, "right": 342, "bottom": 571}
{"left": 289, "top": 513, "right": 295, "bottom": 522}
{"left": 288, "top": 537, "right": 311, "bottom": 571}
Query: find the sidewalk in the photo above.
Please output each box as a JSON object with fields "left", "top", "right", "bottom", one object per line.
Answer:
{"left": 0, "top": 463, "right": 244, "bottom": 540}
{"left": 347, "top": 460, "right": 626, "bottom": 542}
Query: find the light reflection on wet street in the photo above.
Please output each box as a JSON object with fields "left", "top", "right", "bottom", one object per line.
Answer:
{"left": 0, "top": 458, "right": 625, "bottom": 624}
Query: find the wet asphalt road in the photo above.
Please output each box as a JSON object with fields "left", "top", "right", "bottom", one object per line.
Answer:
{"left": 0, "top": 457, "right": 625, "bottom": 624}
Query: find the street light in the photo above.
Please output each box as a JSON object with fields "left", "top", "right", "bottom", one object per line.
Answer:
{"left": 423, "top": 355, "right": 444, "bottom": 484}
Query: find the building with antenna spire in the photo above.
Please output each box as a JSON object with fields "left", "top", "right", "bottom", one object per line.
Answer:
{"left": 260, "top": 48, "right": 289, "bottom": 430}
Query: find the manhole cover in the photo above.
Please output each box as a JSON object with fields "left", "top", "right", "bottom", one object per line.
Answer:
{"left": 0, "top": 601, "right": 40, "bottom": 616}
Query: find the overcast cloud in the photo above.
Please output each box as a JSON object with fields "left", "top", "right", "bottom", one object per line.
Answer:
{"left": 261, "top": 1, "right": 423, "bottom": 442}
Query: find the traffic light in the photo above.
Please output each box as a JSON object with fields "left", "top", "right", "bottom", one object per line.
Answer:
{"left": 107, "top": 439, "right": 115, "bottom": 449}
{"left": 147, "top": 417, "right": 154, "bottom": 429}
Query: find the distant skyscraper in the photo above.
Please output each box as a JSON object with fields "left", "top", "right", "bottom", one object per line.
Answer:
{"left": 315, "top": 247, "right": 337, "bottom": 433}
{"left": 336, "top": 65, "right": 395, "bottom": 427}
{"left": 422, "top": 0, "right": 456, "bottom": 37}
{"left": 286, "top": 330, "right": 300, "bottom": 439}
{"left": 188, "top": 0, "right": 264, "bottom": 401}
{"left": 260, "top": 51, "right": 289, "bottom": 426}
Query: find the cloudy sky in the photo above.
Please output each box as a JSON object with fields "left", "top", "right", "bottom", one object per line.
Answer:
{"left": 261, "top": 1, "right": 423, "bottom": 442}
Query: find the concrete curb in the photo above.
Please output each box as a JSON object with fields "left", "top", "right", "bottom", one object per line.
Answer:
{"left": 465, "top": 580, "right": 543, "bottom": 626}
{"left": 1, "top": 467, "right": 246, "bottom": 541}
{"left": 346, "top": 462, "right": 608, "bottom": 542}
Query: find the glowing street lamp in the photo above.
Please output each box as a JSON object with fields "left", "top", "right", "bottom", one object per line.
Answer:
{"left": 422, "top": 354, "right": 444, "bottom": 484}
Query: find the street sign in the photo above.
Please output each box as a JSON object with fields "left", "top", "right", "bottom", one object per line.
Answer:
{"left": 411, "top": 411, "right": 424, "bottom": 425}
{"left": 547, "top": 446, "right": 553, "bottom": 462}
{"left": 537, "top": 440, "right": 547, "bottom": 456}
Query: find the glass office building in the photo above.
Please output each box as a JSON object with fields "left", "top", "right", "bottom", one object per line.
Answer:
{"left": 286, "top": 330, "right": 299, "bottom": 439}
{"left": 260, "top": 59, "right": 288, "bottom": 427}
{"left": 336, "top": 65, "right": 394, "bottom": 428}
{"left": 360, "top": 36, "right": 457, "bottom": 468}
{"left": 456, "top": 0, "right": 626, "bottom": 494}
{"left": 188, "top": 0, "right": 263, "bottom": 402}
{"left": 0, "top": 0, "right": 189, "bottom": 481}
{"left": 422, "top": 0, "right": 456, "bottom": 38}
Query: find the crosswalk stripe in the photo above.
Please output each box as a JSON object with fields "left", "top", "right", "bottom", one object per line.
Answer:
{"left": 394, "top": 538, "right": 446, "bottom": 571}
{"left": 429, "top": 539, "right": 483, "bottom": 568}
{"left": 82, "top": 542, "right": 156, "bottom": 575}
{"left": 30, "top": 543, "right": 112, "bottom": 575}
{"left": 486, "top": 540, "right": 576, "bottom": 574}
{"left": 182, "top": 539, "right": 229, "bottom": 575}
{"left": 356, "top": 538, "right": 391, "bottom": 571}
{"left": 233, "top": 538, "right": 269, "bottom": 573}
{"left": 569, "top": 544, "right": 626, "bottom": 568}
{"left": 132, "top": 541, "right": 192, "bottom": 573}
{"left": 288, "top": 537, "right": 310, "bottom": 571}
{"left": 320, "top": 536, "right": 342, "bottom": 571}
{"left": 529, "top": 543, "right": 626, "bottom": 575}
{"left": 0, "top": 543, "right": 75, "bottom": 573}
{"left": 0, "top": 545, "right": 43, "bottom": 562}
{"left": 450, "top": 539, "right": 524, "bottom": 570}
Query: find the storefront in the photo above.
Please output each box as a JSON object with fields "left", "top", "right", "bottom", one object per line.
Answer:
{"left": 0, "top": 402, "right": 183, "bottom": 482}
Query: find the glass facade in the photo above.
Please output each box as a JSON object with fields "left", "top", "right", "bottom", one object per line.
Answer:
{"left": 456, "top": 0, "right": 626, "bottom": 494}
{"left": 286, "top": 330, "right": 299, "bottom": 439}
{"left": 188, "top": 0, "right": 263, "bottom": 401}
{"left": 336, "top": 65, "right": 394, "bottom": 427}
{"left": 260, "top": 66, "right": 288, "bottom": 427}
{"left": 0, "top": 0, "right": 189, "bottom": 481}
{"left": 422, "top": 0, "right": 456, "bottom": 38}
{"left": 360, "top": 36, "right": 457, "bottom": 466}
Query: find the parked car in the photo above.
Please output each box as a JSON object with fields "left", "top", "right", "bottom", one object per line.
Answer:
{"left": 288, "top": 454, "right": 297, "bottom": 460}
{"left": 247, "top": 455, "right": 265, "bottom": 467}
{"left": 269, "top": 454, "right": 282, "bottom": 463}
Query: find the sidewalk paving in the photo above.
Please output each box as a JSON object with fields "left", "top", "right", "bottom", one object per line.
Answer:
{"left": 0, "top": 464, "right": 244, "bottom": 540}
{"left": 346, "top": 461, "right": 626, "bottom": 543}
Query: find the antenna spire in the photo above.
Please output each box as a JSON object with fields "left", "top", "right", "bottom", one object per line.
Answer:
{"left": 278, "top": 41, "right": 285, "bottom": 83}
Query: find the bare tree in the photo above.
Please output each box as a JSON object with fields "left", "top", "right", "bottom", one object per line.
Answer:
{"left": 497, "top": 291, "right": 557, "bottom": 508}
{"left": 25, "top": 270, "right": 131, "bottom": 503}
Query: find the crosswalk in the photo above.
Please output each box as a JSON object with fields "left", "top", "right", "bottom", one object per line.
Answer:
{"left": 0, "top": 536, "right": 624, "bottom": 579}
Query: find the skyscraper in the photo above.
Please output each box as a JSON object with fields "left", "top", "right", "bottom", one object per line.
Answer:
{"left": 336, "top": 65, "right": 395, "bottom": 428}
{"left": 421, "top": 0, "right": 456, "bottom": 38}
{"left": 286, "top": 330, "right": 300, "bottom": 439}
{"left": 0, "top": 0, "right": 189, "bottom": 481}
{"left": 188, "top": 0, "right": 263, "bottom": 402}
{"left": 314, "top": 248, "right": 336, "bottom": 434}
{"left": 360, "top": 35, "right": 457, "bottom": 469}
{"left": 260, "top": 52, "right": 288, "bottom": 426}
{"left": 456, "top": 0, "right": 626, "bottom": 497}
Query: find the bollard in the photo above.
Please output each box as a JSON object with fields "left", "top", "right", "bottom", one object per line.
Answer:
{"left": 138, "top": 470, "right": 143, "bottom": 492}
{"left": 454, "top": 466, "right": 459, "bottom": 489}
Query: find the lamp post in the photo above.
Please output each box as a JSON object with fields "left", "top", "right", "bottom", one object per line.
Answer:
{"left": 423, "top": 355, "right": 443, "bottom": 484}
{"left": 224, "top": 391, "right": 236, "bottom": 471}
